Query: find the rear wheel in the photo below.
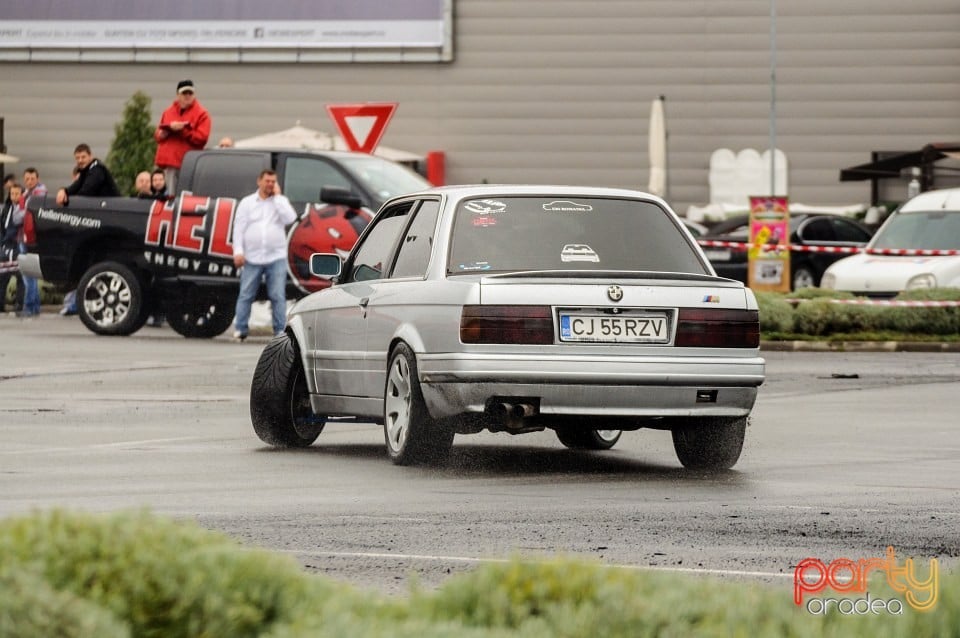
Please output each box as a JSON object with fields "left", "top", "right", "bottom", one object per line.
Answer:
{"left": 791, "top": 265, "right": 817, "bottom": 291}
{"left": 383, "top": 343, "right": 454, "bottom": 465}
{"left": 165, "top": 294, "right": 236, "bottom": 338}
{"left": 671, "top": 416, "right": 747, "bottom": 470}
{"left": 77, "top": 261, "right": 149, "bottom": 336}
{"left": 250, "top": 334, "right": 323, "bottom": 447}
{"left": 556, "top": 428, "right": 622, "bottom": 450}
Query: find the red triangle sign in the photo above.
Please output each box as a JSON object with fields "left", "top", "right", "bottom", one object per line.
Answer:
{"left": 326, "top": 103, "right": 398, "bottom": 154}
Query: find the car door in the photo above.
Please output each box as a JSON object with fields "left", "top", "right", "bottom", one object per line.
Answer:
{"left": 794, "top": 217, "right": 836, "bottom": 278}
{"left": 361, "top": 199, "right": 442, "bottom": 397}
{"left": 312, "top": 201, "right": 417, "bottom": 400}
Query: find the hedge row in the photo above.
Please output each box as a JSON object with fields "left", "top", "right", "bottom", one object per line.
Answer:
{"left": 0, "top": 510, "right": 957, "bottom": 637}
{"left": 756, "top": 288, "right": 960, "bottom": 337}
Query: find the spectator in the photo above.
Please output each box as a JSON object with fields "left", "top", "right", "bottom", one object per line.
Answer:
{"left": 15, "top": 168, "right": 48, "bottom": 316}
{"left": 144, "top": 169, "right": 167, "bottom": 327}
{"left": 154, "top": 79, "right": 211, "bottom": 195}
{"left": 55, "top": 144, "right": 120, "bottom": 206}
{"left": 0, "top": 181, "right": 22, "bottom": 314}
{"left": 151, "top": 169, "right": 168, "bottom": 199}
{"left": 22, "top": 167, "right": 47, "bottom": 203}
{"left": 57, "top": 169, "right": 81, "bottom": 310}
{"left": 134, "top": 170, "right": 153, "bottom": 198}
{"left": 231, "top": 169, "right": 296, "bottom": 341}
{"left": 217, "top": 137, "right": 234, "bottom": 148}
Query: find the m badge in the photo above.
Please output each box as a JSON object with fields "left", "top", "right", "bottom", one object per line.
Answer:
{"left": 607, "top": 285, "right": 623, "bottom": 302}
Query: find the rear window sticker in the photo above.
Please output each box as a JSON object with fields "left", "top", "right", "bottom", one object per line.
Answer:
{"left": 560, "top": 244, "right": 600, "bottom": 263}
{"left": 472, "top": 216, "right": 498, "bottom": 227}
{"left": 458, "top": 261, "right": 492, "bottom": 271}
{"left": 464, "top": 199, "right": 507, "bottom": 214}
{"left": 542, "top": 200, "right": 593, "bottom": 212}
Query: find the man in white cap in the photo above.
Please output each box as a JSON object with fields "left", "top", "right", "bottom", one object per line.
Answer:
{"left": 154, "top": 79, "right": 211, "bottom": 195}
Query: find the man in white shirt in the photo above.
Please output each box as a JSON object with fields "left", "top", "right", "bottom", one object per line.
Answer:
{"left": 231, "top": 169, "right": 298, "bottom": 341}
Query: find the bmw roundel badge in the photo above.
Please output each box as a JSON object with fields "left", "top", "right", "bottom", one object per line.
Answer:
{"left": 607, "top": 285, "right": 623, "bottom": 302}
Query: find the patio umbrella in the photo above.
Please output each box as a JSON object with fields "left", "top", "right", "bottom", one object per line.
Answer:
{"left": 234, "top": 122, "right": 423, "bottom": 164}
{"left": 647, "top": 95, "right": 667, "bottom": 197}
{"left": 234, "top": 123, "right": 334, "bottom": 150}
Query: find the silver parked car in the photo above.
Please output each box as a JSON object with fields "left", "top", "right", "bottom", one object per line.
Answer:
{"left": 250, "top": 185, "right": 765, "bottom": 470}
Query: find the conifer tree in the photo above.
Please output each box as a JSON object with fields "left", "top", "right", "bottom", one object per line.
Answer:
{"left": 107, "top": 91, "right": 156, "bottom": 196}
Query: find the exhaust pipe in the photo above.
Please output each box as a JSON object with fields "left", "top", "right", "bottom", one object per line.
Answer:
{"left": 512, "top": 403, "right": 536, "bottom": 418}
{"left": 485, "top": 400, "right": 540, "bottom": 430}
{"left": 484, "top": 400, "right": 543, "bottom": 434}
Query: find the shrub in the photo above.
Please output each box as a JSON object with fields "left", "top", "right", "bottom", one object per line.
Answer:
{"left": 0, "top": 567, "right": 129, "bottom": 638}
{"left": 0, "top": 509, "right": 345, "bottom": 638}
{"left": 759, "top": 288, "right": 960, "bottom": 338}
{"left": 2, "top": 510, "right": 958, "bottom": 637}
{"left": 789, "top": 287, "right": 856, "bottom": 301}
{"left": 755, "top": 291, "right": 794, "bottom": 332}
{"left": 884, "top": 306, "right": 958, "bottom": 335}
{"left": 412, "top": 557, "right": 949, "bottom": 638}
{"left": 107, "top": 91, "right": 157, "bottom": 197}
{"left": 894, "top": 287, "right": 960, "bottom": 302}
{"left": 792, "top": 298, "right": 834, "bottom": 335}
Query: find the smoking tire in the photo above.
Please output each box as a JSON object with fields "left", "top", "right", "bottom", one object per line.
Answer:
{"left": 250, "top": 334, "right": 323, "bottom": 447}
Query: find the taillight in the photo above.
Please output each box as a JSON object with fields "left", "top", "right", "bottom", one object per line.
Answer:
{"left": 22, "top": 209, "right": 36, "bottom": 246}
{"left": 460, "top": 305, "right": 553, "bottom": 344}
{"left": 675, "top": 308, "right": 759, "bottom": 348}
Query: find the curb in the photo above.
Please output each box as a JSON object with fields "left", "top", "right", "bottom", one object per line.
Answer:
{"left": 761, "top": 340, "right": 960, "bottom": 353}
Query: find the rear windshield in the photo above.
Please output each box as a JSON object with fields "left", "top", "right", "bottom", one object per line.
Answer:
{"left": 448, "top": 196, "right": 707, "bottom": 275}
{"left": 872, "top": 210, "right": 960, "bottom": 250}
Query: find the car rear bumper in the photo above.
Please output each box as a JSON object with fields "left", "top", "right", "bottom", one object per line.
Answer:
{"left": 417, "top": 353, "right": 764, "bottom": 419}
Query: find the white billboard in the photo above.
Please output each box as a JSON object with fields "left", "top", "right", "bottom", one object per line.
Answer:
{"left": 0, "top": 0, "right": 452, "bottom": 62}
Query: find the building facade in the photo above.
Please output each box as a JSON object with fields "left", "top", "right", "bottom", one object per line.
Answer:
{"left": 1, "top": 0, "right": 958, "bottom": 212}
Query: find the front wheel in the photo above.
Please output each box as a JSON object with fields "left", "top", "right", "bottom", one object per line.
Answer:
{"left": 76, "top": 261, "right": 149, "bottom": 336}
{"left": 556, "top": 428, "right": 622, "bottom": 450}
{"left": 250, "top": 334, "right": 323, "bottom": 447}
{"left": 383, "top": 343, "right": 454, "bottom": 465}
{"left": 671, "top": 416, "right": 747, "bottom": 470}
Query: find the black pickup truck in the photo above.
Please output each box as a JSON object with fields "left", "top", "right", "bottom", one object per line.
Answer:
{"left": 19, "top": 148, "right": 430, "bottom": 337}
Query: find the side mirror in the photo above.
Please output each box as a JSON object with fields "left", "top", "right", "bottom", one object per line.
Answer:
{"left": 319, "top": 186, "right": 362, "bottom": 210}
{"left": 310, "top": 253, "right": 343, "bottom": 279}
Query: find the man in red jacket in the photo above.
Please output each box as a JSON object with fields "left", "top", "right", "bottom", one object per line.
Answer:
{"left": 154, "top": 79, "right": 211, "bottom": 195}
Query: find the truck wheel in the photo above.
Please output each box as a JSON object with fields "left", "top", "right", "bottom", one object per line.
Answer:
{"left": 250, "top": 334, "right": 323, "bottom": 447}
{"left": 383, "top": 343, "right": 454, "bottom": 466}
{"left": 556, "top": 428, "right": 622, "bottom": 450}
{"left": 165, "top": 297, "right": 236, "bottom": 339}
{"left": 671, "top": 416, "right": 747, "bottom": 470}
{"left": 77, "top": 261, "right": 149, "bottom": 336}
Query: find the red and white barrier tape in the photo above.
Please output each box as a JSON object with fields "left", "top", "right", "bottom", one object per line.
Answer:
{"left": 785, "top": 298, "right": 960, "bottom": 307}
{"left": 697, "top": 240, "right": 960, "bottom": 256}
{"left": 865, "top": 248, "right": 960, "bottom": 256}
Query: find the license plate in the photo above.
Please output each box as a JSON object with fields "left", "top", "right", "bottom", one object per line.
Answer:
{"left": 558, "top": 313, "right": 669, "bottom": 343}
{"left": 703, "top": 249, "right": 731, "bottom": 262}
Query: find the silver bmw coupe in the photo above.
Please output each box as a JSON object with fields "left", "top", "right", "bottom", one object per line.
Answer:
{"left": 250, "top": 185, "right": 765, "bottom": 469}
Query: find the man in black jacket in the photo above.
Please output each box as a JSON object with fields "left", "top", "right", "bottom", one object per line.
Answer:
{"left": 55, "top": 143, "right": 120, "bottom": 206}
